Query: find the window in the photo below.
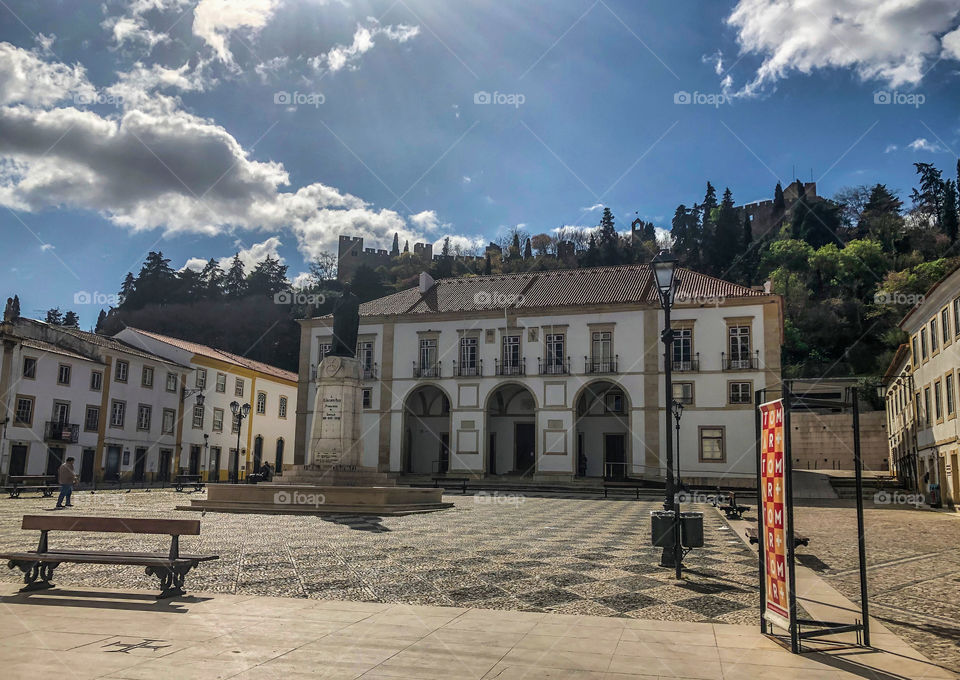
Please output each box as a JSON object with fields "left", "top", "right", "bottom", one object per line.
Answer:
{"left": 318, "top": 342, "right": 332, "bottom": 361}
{"left": 502, "top": 335, "right": 521, "bottom": 372}
{"left": 921, "top": 328, "right": 928, "bottom": 360}
{"left": 358, "top": 341, "right": 374, "bottom": 374}
{"left": 52, "top": 401, "right": 70, "bottom": 425}
{"left": 212, "top": 407, "right": 224, "bottom": 432}
{"left": 166, "top": 372, "right": 178, "bottom": 392}
{"left": 728, "top": 326, "right": 751, "bottom": 367}
{"left": 115, "top": 360, "right": 129, "bottom": 382}
{"left": 459, "top": 336, "right": 478, "bottom": 374}
{"left": 141, "top": 366, "right": 154, "bottom": 387}
{"left": 699, "top": 427, "right": 725, "bottom": 462}
{"left": 729, "top": 382, "right": 752, "bottom": 404}
{"left": 673, "top": 328, "right": 693, "bottom": 369}
{"left": 954, "top": 298, "right": 960, "bottom": 336}
{"left": 162, "top": 408, "right": 175, "bottom": 434}
{"left": 137, "top": 404, "right": 152, "bottom": 431}
{"left": 235, "top": 377, "right": 244, "bottom": 397}
{"left": 195, "top": 368, "right": 207, "bottom": 389}
{"left": 935, "top": 381, "right": 943, "bottom": 421}
{"left": 362, "top": 388, "right": 372, "bottom": 408}
{"left": 545, "top": 333, "right": 565, "bottom": 372}
{"left": 591, "top": 331, "right": 612, "bottom": 362}
{"left": 931, "top": 319, "right": 939, "bottom": 352}
{"left": 419, "top": 338, "right": 438, "bottom": 374}
{"left": 14, "top": 396, "right": 34, "bottom": 426}
{"left": 672, "top": 382, "right": 693, "bottom": 405}
{"left": 947, "top": 374, "right": 955, "bottom": 416}
{"left": 256, "top": 392, "right": 266, "bottom": 415}
{"left": 22, "top": 357, "right": 36, "bottom": 379}
{"left": 192, "top": 404, "right": 204, "bottom": 429}
{"left": 912, "top": 335, "right": 919, "bottom": 363}
{"left": 110, "top": 400, "right": 126, "bottom": 428}
{"left": 57, "top": 364, "right": 71, "bottom": 385}
{"left": 604, "top": 392, "right": 624, "bottom": 413}
{"left": 943, "top": 308, "right": 951, "bottom": 344}
{"left": 90, "top": 370, "right": 103, "bottom": 391}
{"left": 278, "top": 396, "right": 288, "bottom": 419}
{"left": 231, "top": 413, "right": 240, "bottom": 433}
{"left": 216, "top": 372, "right": 226, "bottom": 393}
{"left": 924, "top": 387, "right": 932, "bottom": 425}
{"left": 84, "top": 406, "right": 99, "bottom": 432}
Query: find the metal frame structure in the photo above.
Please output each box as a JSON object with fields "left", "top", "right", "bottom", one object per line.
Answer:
{"left": 754, "top": 380, "right": 870, "bottom": 653}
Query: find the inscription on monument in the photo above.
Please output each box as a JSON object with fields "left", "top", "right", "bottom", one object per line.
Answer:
{"left": 322, "top": 397, "right": 342, "bottom": 421}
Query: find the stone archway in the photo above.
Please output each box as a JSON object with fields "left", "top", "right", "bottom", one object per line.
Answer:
{"left": 402, "top": 384, "right": 451, "bottom": 474}
{"left": 486, "top": 383, "right": 537, "bottom": 476}
{"left": 573, "top": 380, "right": 631, "bottom": 479}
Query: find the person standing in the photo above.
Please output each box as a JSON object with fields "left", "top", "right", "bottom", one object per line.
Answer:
{"left": 56, "top": 457, "right": 78, "bottom": 509}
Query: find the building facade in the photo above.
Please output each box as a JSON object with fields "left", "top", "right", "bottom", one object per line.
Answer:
{"left": 885, "top": 267, "right": 960, "bottom": 506}
{"left": 0, "top": 318, "right": 188, "bottom": 483}
{"left": 295, "top": 265, "right": 783, "bottom": 487}
{"left": 114, "top": 328, "right": 297, "bottom": 481}
{"left": 883, "top": 344, "right": 918, "bottom": 492}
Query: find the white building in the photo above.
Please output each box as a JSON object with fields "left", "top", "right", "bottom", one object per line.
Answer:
{"left": 0, "top": 317, "right": 188, "bottom": 483}
{"left": 295, "top": 265, "right": 783, "bottom": 487}
{"left": 886, "top": 266, "right": 960, "bottom": 505}
{"left": 114, "top": 328, "right": 298, "bottom": 481}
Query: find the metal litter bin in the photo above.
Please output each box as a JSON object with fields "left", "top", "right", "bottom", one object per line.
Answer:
{"left": 680, "top": 511, "right": 704, "bottom": 548}
{"left": 650, "top": 510, "right": 676, "bottom": 547}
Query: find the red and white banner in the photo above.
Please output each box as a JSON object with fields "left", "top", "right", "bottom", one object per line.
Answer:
{"left": 759, "top": 399, "right": 791, "bottom": 631}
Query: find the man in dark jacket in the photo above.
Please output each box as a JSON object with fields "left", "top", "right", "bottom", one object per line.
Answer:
{"left": 56, "top": 457, "right": 78, "bottom": 508}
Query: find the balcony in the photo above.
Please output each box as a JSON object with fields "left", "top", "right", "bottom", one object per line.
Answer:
{"left": 495, "top": 358, "right": 526, "bottom": 376}
{"left": 722, "top": 351, "right": 759, "bottom": 371}
{"left": 413, "top": 360, "right": 441, "bottom": 378}
{"left": 45, "top": 421, "right": 79, "bottom": 443}
{"left": 362, "top": 362, "right": 378, "bottom": 380}
{"left": 453, "top": 359, "right": 483, "bottom": 377}
{"left": 539, "top": 357, "right": 570, "bottom": 375}
{"left": 585, "top": 355, "right": 618, "bottom": 374}
{"left": 672, "top": 353, "right": 700, "bottom": 372}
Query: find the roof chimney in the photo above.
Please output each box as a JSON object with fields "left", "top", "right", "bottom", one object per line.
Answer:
{"left": 419, "top": 271, "right": 435, "bottom": 294}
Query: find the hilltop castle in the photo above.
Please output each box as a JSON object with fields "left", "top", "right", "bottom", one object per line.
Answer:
{"left": 738, "top": 180, "right": 820, "bottom": 238}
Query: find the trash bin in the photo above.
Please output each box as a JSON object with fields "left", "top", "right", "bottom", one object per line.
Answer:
{"left": 650, "top": 510, "right": 676, "bottom": 547}
{"left": 680, "top": 511, "right": 704, "bottom": 548}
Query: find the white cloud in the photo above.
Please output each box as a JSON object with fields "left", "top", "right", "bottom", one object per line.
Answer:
{"left": 726, "top": 0, "right": 960, "bottom": 94}
{"left": 181, "top": 236, "right": 284, "bottom": 273}
{"left": 433, "top": 234, "right": 486, "bottom": 254}
{"left": 192, "top": 0, "right": 281, "bottom": 64}
{"left": 908, "top": 137, "right": 944, "bottom": 152}
{"left": 254, "top": 56, "right": 289, "bottom": 82}
{"left": 582, "top": 203, "right": 604, "bottom": 212}
{"left": 310, "top": 18, "right": 419, "bottom": 73}
{"left": 101, "top": 0, "right": 190, "bottom": 50}
{"left": 0, "top": 42, "right": 93, "bottom": 106}
{"left": 40, "top": 243, "right": 54, "bottom": 251}
{"left": 944, "top": 27, "right": 960, "bottom": 60}
{"left": 884, "top": 143, "right": 898, "bottom": 153}
{"left": 290, "top": 271, "right": 313, "bottom": 288}
{"left": 409, "top": 209, "right": 445, "bottom": 232}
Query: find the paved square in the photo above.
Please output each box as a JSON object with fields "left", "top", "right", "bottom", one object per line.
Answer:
{"left": 0, "top": 490, "right": 760, "bottom": 624}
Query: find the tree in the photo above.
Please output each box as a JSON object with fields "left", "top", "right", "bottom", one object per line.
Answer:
{"left": 483, "top": 252, "right": 492, "bottom": 275}
{"left": 834, "top": 185, "right": 872, "bottom": 229}
{"left": 441, "top": 237, "right": 451, "bottom": 257}
{"left": 910, "top": 162, "right": 944, "bottom": 229}
{"left": 45, "top": 308, "right": 63, "bottom": 325}
{"left": 772, "top": 182, "right": 786, "bottom": 228}
{"left": 224, "top": 254, "right": 247, "bottom": 298}
{"left": 61, "top": 311, "right": 80, "bottom": 328}
{"left": 200, "top": 259, "right": 225, "bottom": 299}
{"left": 641, "top": 221, "right": 657, "bottom": 243}
{"left": 125, "top": 251, "right": 176, "bottom": 309}
{"left": 941, "top": 179, "right": 958, "bottom": 241}
{"left": 95, "top": 309, "right": 108, "bottom": 334}
{"left": 308, "top": 252, "right": 337, "bottom": 285}
{"left": 349, "top": 264, "right": 388, "bottom": 302}
{"left": 523, "top": 237, "right": 532, "bottom": 259}
{"left": 247, "top": 256, "right": 289, "bottom": 297}
{"left": 597, "top": 207, "right": 619, "bottom": 264}
{"left": 530, "top": 233, "right": 552, "bottom": 256}
{"left": 707, "top": 187, "right": 741, "bottom": 276}
{"left": 119, "top": 272, "right": 136, "bottom": 304}
{"left": 391, "top": 232, "right": 400, "bottom": 256}
{"left": 403, "top": 240, "right": 409, "bottom": 253}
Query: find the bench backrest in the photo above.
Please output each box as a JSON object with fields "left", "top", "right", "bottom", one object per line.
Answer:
{"left": 22, "top": 515, "right": 201, "bottom": 536}
{"left": 10, "top": 475, "right": 55, "bottom": 482}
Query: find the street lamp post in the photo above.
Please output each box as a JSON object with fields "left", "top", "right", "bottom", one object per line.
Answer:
{"left": 672, "top": 399, "right": 684, "bottom": 580}
{"left": 230, "top": 400, "right": 251, "bottom": 483}
{"left": 651, "top": 250, "right": 679, "bottom": 568}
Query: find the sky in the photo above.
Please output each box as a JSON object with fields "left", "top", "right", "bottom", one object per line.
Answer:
{"left": 1, "top": 0, "right": 959, "bottom": 326}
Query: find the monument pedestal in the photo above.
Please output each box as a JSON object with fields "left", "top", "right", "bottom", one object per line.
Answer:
{"left": 178, "top": 356, "right": 452, "bottom": 516}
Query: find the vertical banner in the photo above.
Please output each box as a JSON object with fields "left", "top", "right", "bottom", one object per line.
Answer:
{"left": 759, "top": 399, "right": 791, "bottom": 631}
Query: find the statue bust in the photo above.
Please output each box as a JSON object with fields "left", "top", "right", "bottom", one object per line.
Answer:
{"left": 328, "top": 285, "right": 360, "bottom": 358}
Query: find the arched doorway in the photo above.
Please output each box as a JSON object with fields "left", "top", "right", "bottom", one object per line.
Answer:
{"left": 402, "top": 385, "right": 451, "bottom": 474}
{"left": 574, "top": 381, "right": 630, "bottom": 479}
{"left": 253, "top": 435, "right": 263, "bottom": 473}
{"left": 486, "top": 383, "right": 537, "bottom": 477}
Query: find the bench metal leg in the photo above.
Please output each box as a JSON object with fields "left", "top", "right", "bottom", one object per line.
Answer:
{"left": 8, "top": 560, "right": 58, "bottom": 592}
{"left": 145, "top": 564, "right": 191, "bottom": 599}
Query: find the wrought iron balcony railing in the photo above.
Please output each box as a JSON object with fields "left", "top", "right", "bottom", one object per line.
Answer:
{"left": 722, "top": 351, "right": 759, "bottom": 371}
{"left": 362, "top": 362, "right": 378, "bottom": 380}
{"left": 585, "top": 355, "right": 618, "bottom": 374}
{"left": 453, "top": 359, "right": 483, "bottom": 377}
{"left": 539, "top": 357, "right": 570, "bottom": 375}
{"left": 672, "top": 353, "right": 700, "bottom": 372}
{"left": 495, "top": 358, "right": 526, "bottom": 376}
{"left": 413, "top": 361, "right": 441, "bottom": 378}
{"left": 45, "top": 421, "right": 79, "bottom": 443}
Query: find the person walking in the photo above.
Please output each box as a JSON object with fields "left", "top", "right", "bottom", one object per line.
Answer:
{"left": 56, "top": 456, "right": 78, "bottom": 509}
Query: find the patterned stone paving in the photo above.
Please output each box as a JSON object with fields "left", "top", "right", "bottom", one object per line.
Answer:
{"left": 0, "top": 490, "right": 761, "bottom": 624}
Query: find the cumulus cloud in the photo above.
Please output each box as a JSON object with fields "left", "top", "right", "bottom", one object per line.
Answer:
{"left": 908, "top": 137, "right": 944, "bottom": 152}
{"left": 309, "top": 18, "right": 419, "bottom": 72}
{"left": 409, "top": 209, "right": 445, "bottom": 232}
{"left": 0, "top": 42, "right": 93, "bottom": 106}
{"left": 884, "top": 143, "right": 898, "bottom": 153}
{"left": 726, "top": 0, "right": 960, "bottom": 94}
{"left": 192, "top": 0, "right": 281, "bottom": 64}
{"left": 433, "top": 234, "right": 486, "bottom": 254}
{"left": 181, "top": 235, "right": 284, "bottom": 272}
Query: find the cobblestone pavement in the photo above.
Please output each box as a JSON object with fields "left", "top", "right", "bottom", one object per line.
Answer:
{"left": 0, "top": 490, "right": 762, "bottom": 625}
{"left": 794, "top": 503, "right": 960, "bottom": 672}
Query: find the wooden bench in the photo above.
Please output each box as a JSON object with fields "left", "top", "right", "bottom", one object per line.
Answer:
{"left": 603, "top": 479, "right": 645, "bottom": 499}
{"left": 432, "top": 476, "right": 469, "bottom": 494}
{"left": 174, "top": 475, "right": 204, "bottom": 492}
{"left": 0, "top": 515, "right": 219, "bottom": 599}
{"left": 717, "top": 492, "right": 750, "bottom": 519}
{"left": 5, "top": 475, "right": 59, "bottom": 498}
{"left": 745, "top": 526, "right": 811, "bottom": 549}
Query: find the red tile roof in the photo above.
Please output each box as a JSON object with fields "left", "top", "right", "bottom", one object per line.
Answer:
{"left": 125, "top": 328, "right": 297, "bottom": 383}
{"left": 353, "top": 265, "right": 767, "bottom": 317}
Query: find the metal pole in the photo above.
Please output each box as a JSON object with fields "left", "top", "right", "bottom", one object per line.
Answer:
{"left": 674, "top": 410, "right": 682, "bottom": 580}
{"left": 852, "top": 388, "right": 870, "bottom": 646}
{"left": 235, "top": 418, "right": 242, "bottom": 483}
{"left": 660, "top": 301, "right": 676, "bottom": 568}
{"left": 783, "top": 382, "right": 800, "bottom": 654}
{"left": 755, "top": 389, "right": 766, "bottom": 633}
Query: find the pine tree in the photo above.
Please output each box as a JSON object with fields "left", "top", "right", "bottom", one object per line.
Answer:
{"left": 119, "top": 272, "right": 136, "bottom": 305}
{"left": 523, "top": 237, "right": 532, "bottom": 259}
{"left": 247, "top": 256, "right": 289, "bottom": 297}
{"left": 442, "top": 237, "right": 451, "bottom": 257}
{"left": 391, "top": 232, "right": 400, "bottom": 256}
{"left": 200, "top": 259, "right": 225, "bottom": 299}
{"left": 61, "top": 311, "right": 80, "bottom": 328}
{"left": 95, "top": 309, "right": 107, "bottom": 334}
{"left": 773, "top": 182, "right": 785, "bottom": 228}
{"left": 403, "top": 240, "right": 409, "bottom": 253}
{"left": 45, "top": 308, "right": 63, "bottom": 325}
{"left": 224, "top": 254, "right": 247, "bottom": 298}
{"left": 642, "top": 221, "right": 656, "bottom": 242}
{"left": 911, "top": 162, "right": 944, "bottom": 229}
{"left": 739, "top": 211, "right": 755, "bottom": 285}
{"left": 708, "top": 188, "right": 740, "bottom": 275}
{"left": 597, "top": 207, "right": 619, "bottom": 264}
{"left": 942, "top": 179, "right": 959, "bottom": 241}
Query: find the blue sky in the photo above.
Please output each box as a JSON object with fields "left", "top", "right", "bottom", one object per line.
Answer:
{"left": 1, "top": 0, "right": 959, "bottom": 326}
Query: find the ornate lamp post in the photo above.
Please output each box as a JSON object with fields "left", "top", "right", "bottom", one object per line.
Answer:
{"left": 651, "top": 250, "right": 679, "bottom": 567}
{"left": 230, "top": 400, "right": 251, "bottom": 482}
{"left": 671, "top": 399, "right": 684, "bottom": 579}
